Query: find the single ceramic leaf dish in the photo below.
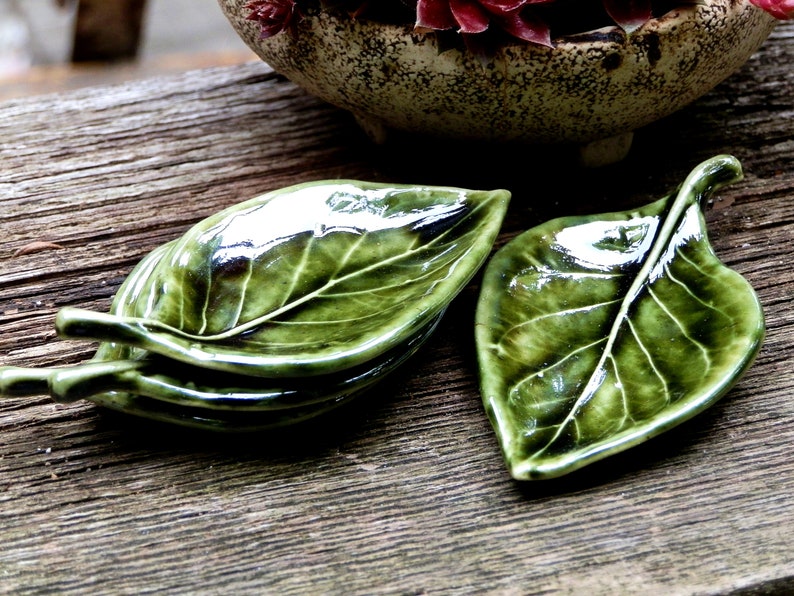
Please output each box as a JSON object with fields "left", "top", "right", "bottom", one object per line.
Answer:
{"left": 56, "top": 180, "right": 511, "bottom": 378}
{"left": 475, "top": 155, "right": 764, "bottom": 480}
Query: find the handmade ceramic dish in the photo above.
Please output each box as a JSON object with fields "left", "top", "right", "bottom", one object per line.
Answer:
{"left": 475, "top": 154, "right": 765, "bottom": 479}
{"left": 217, "top": 0, "right": 777, "bottom": 165}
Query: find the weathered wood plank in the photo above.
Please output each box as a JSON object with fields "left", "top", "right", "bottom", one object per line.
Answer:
{"left": 0, "top": 22, "right": 793, "bottom": 594}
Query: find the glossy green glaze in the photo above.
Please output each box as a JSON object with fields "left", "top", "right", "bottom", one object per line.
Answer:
{"left": 475, "top": 155, "right": 765, "bottom": 480}
{"left": 57, "top": 180, "right": 510, "bottom": 377}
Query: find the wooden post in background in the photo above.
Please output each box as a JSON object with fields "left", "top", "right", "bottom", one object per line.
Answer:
{"left": 71, "top": 0, "right": 147, "bottom": 62}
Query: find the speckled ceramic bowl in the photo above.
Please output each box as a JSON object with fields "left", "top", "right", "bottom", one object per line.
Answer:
{"left": 218, "top": 0, "right": 776, "bottom": 165}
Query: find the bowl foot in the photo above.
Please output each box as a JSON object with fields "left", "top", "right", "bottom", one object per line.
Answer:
{"left": 577, "top": 132, "right": 634, "bottom": 167}
{"left": 353, "top": 113, "right": 390, "bottom": 145}
{"left": 353, "top": 112, "right": 635, "bottom": 168}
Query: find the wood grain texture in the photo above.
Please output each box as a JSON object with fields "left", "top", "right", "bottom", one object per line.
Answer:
{"left": 1, "top": 22, "right": 793, "bottom": 595}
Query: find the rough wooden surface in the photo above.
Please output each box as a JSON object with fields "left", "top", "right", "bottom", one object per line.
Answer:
{"left": 1, "top": 22, "right": 793, "bottom": 595}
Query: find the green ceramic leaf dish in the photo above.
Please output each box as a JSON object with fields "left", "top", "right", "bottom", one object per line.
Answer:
{"left": 56, "top": 180, "right": 511, "bottom": 377}
{"left": 475, "top": 155, "right": 765, "bottom": 480}
{"left": 87, "top": 391, "right": 361, "bottom": 432}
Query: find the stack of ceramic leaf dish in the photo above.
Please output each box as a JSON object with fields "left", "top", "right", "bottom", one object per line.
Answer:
{"left": 0, "top": 181, "right": 511, "bottom": 431}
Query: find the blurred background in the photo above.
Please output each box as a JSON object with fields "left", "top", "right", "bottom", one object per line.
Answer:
{"left": 0, "top": 0, "right": 256, "bottom": 100}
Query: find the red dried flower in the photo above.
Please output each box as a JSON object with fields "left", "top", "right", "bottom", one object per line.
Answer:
{"left": 245, "top": 0, "right": 659, "bottom": 45}
{"left": 415, "top": 0, "right": 660, "bottom": 40}
{"left": 244, "top": 0, "right": 793, "bottom": 48}
{"left": 750, "top": 0, "right": 794, "bottom": 19}
{"left": 245, "top": 0, "right": 299, "bottom": 38}
{"left": 416, "top": 0, "right": 553, "bottom": 46}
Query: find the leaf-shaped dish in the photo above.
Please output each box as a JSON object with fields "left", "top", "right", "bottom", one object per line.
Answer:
{"left": 56, "top": 180, "right": 511, "bottom": 377}
{"left": 475, "top": 155, "right": 765, "bottom": 480}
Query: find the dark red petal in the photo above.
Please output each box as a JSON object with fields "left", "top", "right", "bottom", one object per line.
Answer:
{"left": 450, "top": 0, "right": 491, "bottom": 33}
{"left": 477, "top": 0, "right": 527, "bottom": 15}
{"left": 603, "top": 0, "right": 652, "bottom": 32}
{"left": 498, "top": 9, "right": 552, "bottom": 46}
{"left": 244, "top": 0, "right": 296, "bottom": 38}
{"left": 750, "top": 0, "right": 794, "bottom": 19}
{"left": 416, "top": 0, "right": 457, "bottom": 30}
